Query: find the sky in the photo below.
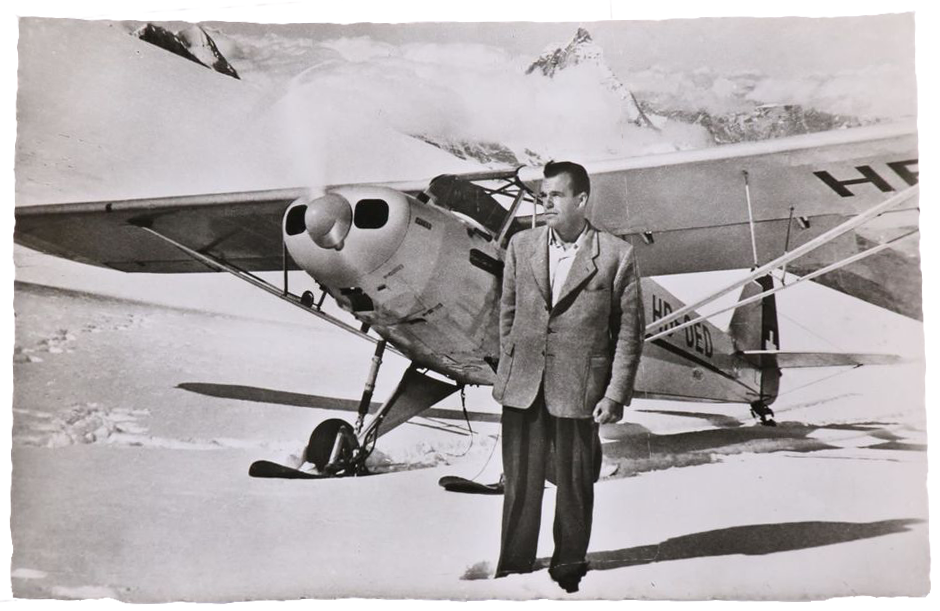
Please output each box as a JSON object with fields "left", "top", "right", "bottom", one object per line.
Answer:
{"left": 176, "top": 14, "right": 919, "bottom": 125}
{"left": 108, "top": 9, "right": 916, "bottom": 82}
{"left": 11, "top": 9, "right": 920, "bottom": 206}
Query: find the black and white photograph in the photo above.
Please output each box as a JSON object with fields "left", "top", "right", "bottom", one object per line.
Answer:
{"left": 5, "top": 1, "right": 933, "bottom": 603}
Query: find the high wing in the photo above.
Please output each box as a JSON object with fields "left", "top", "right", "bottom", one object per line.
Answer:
{"left": 15, "top": 121, "right": 918, "bottom": 315}
{"left": 578, "top": 120, "right": 919, "bottom": 318}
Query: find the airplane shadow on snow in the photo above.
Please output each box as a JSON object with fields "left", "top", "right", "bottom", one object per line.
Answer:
{"left": 178, "top": 382, "right": 925, "bottom": 478}
{"left": 598, "top": 413, "right": 925, "bottom": 479}
{"left": 176, "top": 381, "right": 500, "bottom": 438}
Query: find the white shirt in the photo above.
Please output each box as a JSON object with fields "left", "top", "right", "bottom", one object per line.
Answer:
{"left": 548, "top": 225, "right": 589, "bottom": 307}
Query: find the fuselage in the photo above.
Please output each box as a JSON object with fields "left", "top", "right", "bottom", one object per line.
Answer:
{"left": 284, "top": 184, "right": 764, "bottom": 405}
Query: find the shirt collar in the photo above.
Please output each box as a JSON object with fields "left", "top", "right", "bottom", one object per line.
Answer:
{"left": 548, "top": 223, "right": 589, "bottom": 250}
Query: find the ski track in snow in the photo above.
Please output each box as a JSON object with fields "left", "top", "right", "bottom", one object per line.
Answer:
{"left": 11, "top": 394, "right": 502, "bottom": 475}
{"left": 13, "top": 401, "right": 311, "bottom": 453}
{"left": 13, "top": 313, "right": 147, "bottom": 364}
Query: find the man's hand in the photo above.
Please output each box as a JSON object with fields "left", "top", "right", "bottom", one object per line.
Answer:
{"left": 593, "top": 397, "right": 624, "bottom": 424}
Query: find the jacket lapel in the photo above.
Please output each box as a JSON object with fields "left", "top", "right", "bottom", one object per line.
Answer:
{"left": 527, "top": 226, "right": 551, "bottom": 307}
{"left": 553, "top": 226, "right": 599, "bottom": 307}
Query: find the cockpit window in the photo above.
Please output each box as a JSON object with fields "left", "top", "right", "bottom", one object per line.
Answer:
{"left": 354, "top": 199, "right": 389, "bottom": 229}
{"left": 285, "top": 205, "right": 308, "bottom": 236}
{"left": 426, "top": 175, "right": 507, "bottom": 235}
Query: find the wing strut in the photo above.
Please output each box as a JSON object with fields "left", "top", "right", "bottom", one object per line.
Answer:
{"left": 743, "top": 170, "right": 759, "bottom": 268}
{"left": 134, "top": 223, "right": 402, "bottom": 355}
{"left": 282, "top": 241, "right": 290, "bottom": 296}
{"left": 780, "top": 205, "right": 796, "bottom": 284}
{"left": 646, "top": 184, "right": 919, "bottom": 333}
{"left": 496, "top": 188, "right": 527, "bottom": 247}
{"left": 645, "top": 228, "right": 918, "bottom": 342}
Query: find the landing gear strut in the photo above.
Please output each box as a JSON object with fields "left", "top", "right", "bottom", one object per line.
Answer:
{"left": 750, "top": 401, "right": 777, "bottom": 427}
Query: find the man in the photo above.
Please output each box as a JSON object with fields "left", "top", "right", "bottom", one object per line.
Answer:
{"left": 492, "top": 161, "right": 644, "bottom": 593}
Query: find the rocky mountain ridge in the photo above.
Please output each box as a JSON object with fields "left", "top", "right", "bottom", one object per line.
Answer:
{"left": 132, "top": 23, "right": 240, "bottom": 79}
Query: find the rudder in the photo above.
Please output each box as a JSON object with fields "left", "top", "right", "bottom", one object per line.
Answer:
{"left": 729, "top": 275, "right": 781, "bottom": 404}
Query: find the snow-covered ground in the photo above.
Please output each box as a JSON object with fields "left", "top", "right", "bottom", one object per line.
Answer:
{"left": 10, "top": 281, "right": 928, "bottom": 601}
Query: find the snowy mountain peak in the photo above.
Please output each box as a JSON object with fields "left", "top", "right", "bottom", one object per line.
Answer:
{"left": 571, "top": 26, "right": 593, "bottom": 46}
{"left": 525, "top": 27, "right": 602, "bottom": 77}
{"left": 132, "top": 23, "right": 239, "bottom": 80}
{"left": 526, "top": 28, "right": 659, "bottom": 129}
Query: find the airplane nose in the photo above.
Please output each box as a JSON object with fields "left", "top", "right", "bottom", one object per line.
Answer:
{"left": 305, "top": 193, "right": 352, "bottom": 250}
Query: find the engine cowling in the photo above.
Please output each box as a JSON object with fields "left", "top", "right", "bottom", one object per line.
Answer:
{"left": 283, "top": 186, "right": 413, "bottom": 287}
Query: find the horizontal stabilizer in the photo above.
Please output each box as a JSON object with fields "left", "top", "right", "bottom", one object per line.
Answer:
{"left": 741, "top": 350, "right": 904, "bottom": 368}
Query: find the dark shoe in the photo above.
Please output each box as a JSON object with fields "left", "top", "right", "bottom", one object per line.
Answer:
{"left": 494, "top": 564, "right": 534, "bottom": 579}
{"left": 550, "top": 561, "right": 588, "bottom": 593}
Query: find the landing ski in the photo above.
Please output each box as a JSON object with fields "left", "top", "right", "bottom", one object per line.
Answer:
{"left": 249, "top": 460, "right": 331, "bottom": 480}
{"left": 438, "top": 475, "right": 504, "bottom": 495}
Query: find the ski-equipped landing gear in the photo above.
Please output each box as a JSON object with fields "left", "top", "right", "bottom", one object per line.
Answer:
{"left": 750, "top": 400, "right": 777, "bottom": 427}
{"left": 305, "top": 418, "right": 368, "bottom": 476}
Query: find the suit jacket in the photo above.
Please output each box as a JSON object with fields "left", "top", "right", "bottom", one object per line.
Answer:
{"left": 492, "top": 223, "right": 644, "bottom": 418}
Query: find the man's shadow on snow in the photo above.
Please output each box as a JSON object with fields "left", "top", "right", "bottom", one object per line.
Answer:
{"left": 540, "top": 518, "right": 923, "bottom": 572}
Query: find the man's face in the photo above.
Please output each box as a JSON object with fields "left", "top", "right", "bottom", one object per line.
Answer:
{"left": 540, "top": 172, "right": 587, "bottom": 237}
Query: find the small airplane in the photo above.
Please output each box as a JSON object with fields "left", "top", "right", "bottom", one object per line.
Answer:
{"left": 14, "top": 119, "right": 919, "bottom": 479}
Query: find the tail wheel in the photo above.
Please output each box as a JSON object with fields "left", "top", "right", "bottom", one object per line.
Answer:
{"left": 749, "top": 401, "right": 777, "bottom": 427}
{"left": 305, "top": 418, "right": 359, "bottom": 473}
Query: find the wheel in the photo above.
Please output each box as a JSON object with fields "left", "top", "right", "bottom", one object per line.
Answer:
{"left": 300, "top": 290, "right": 316, "bottom": 307}
{"left": 305, "top": 418, "right": 357, "bottom": 472}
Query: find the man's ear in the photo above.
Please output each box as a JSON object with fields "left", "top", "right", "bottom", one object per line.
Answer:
{"left": 577, "top": 192, "right": 588, "bottom": 208}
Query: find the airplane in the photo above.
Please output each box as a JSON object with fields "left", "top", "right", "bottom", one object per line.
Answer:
{"left": 14, "top": 119, "right": 919, "bottom": 479}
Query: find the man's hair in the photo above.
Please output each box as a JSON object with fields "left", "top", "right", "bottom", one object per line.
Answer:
{"left": 544, "top": 160, "right": 591, "bottom": 199}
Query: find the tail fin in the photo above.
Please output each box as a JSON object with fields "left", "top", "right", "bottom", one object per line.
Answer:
{"left": 729, "top": 275, "right": 780, "bottom": 404}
